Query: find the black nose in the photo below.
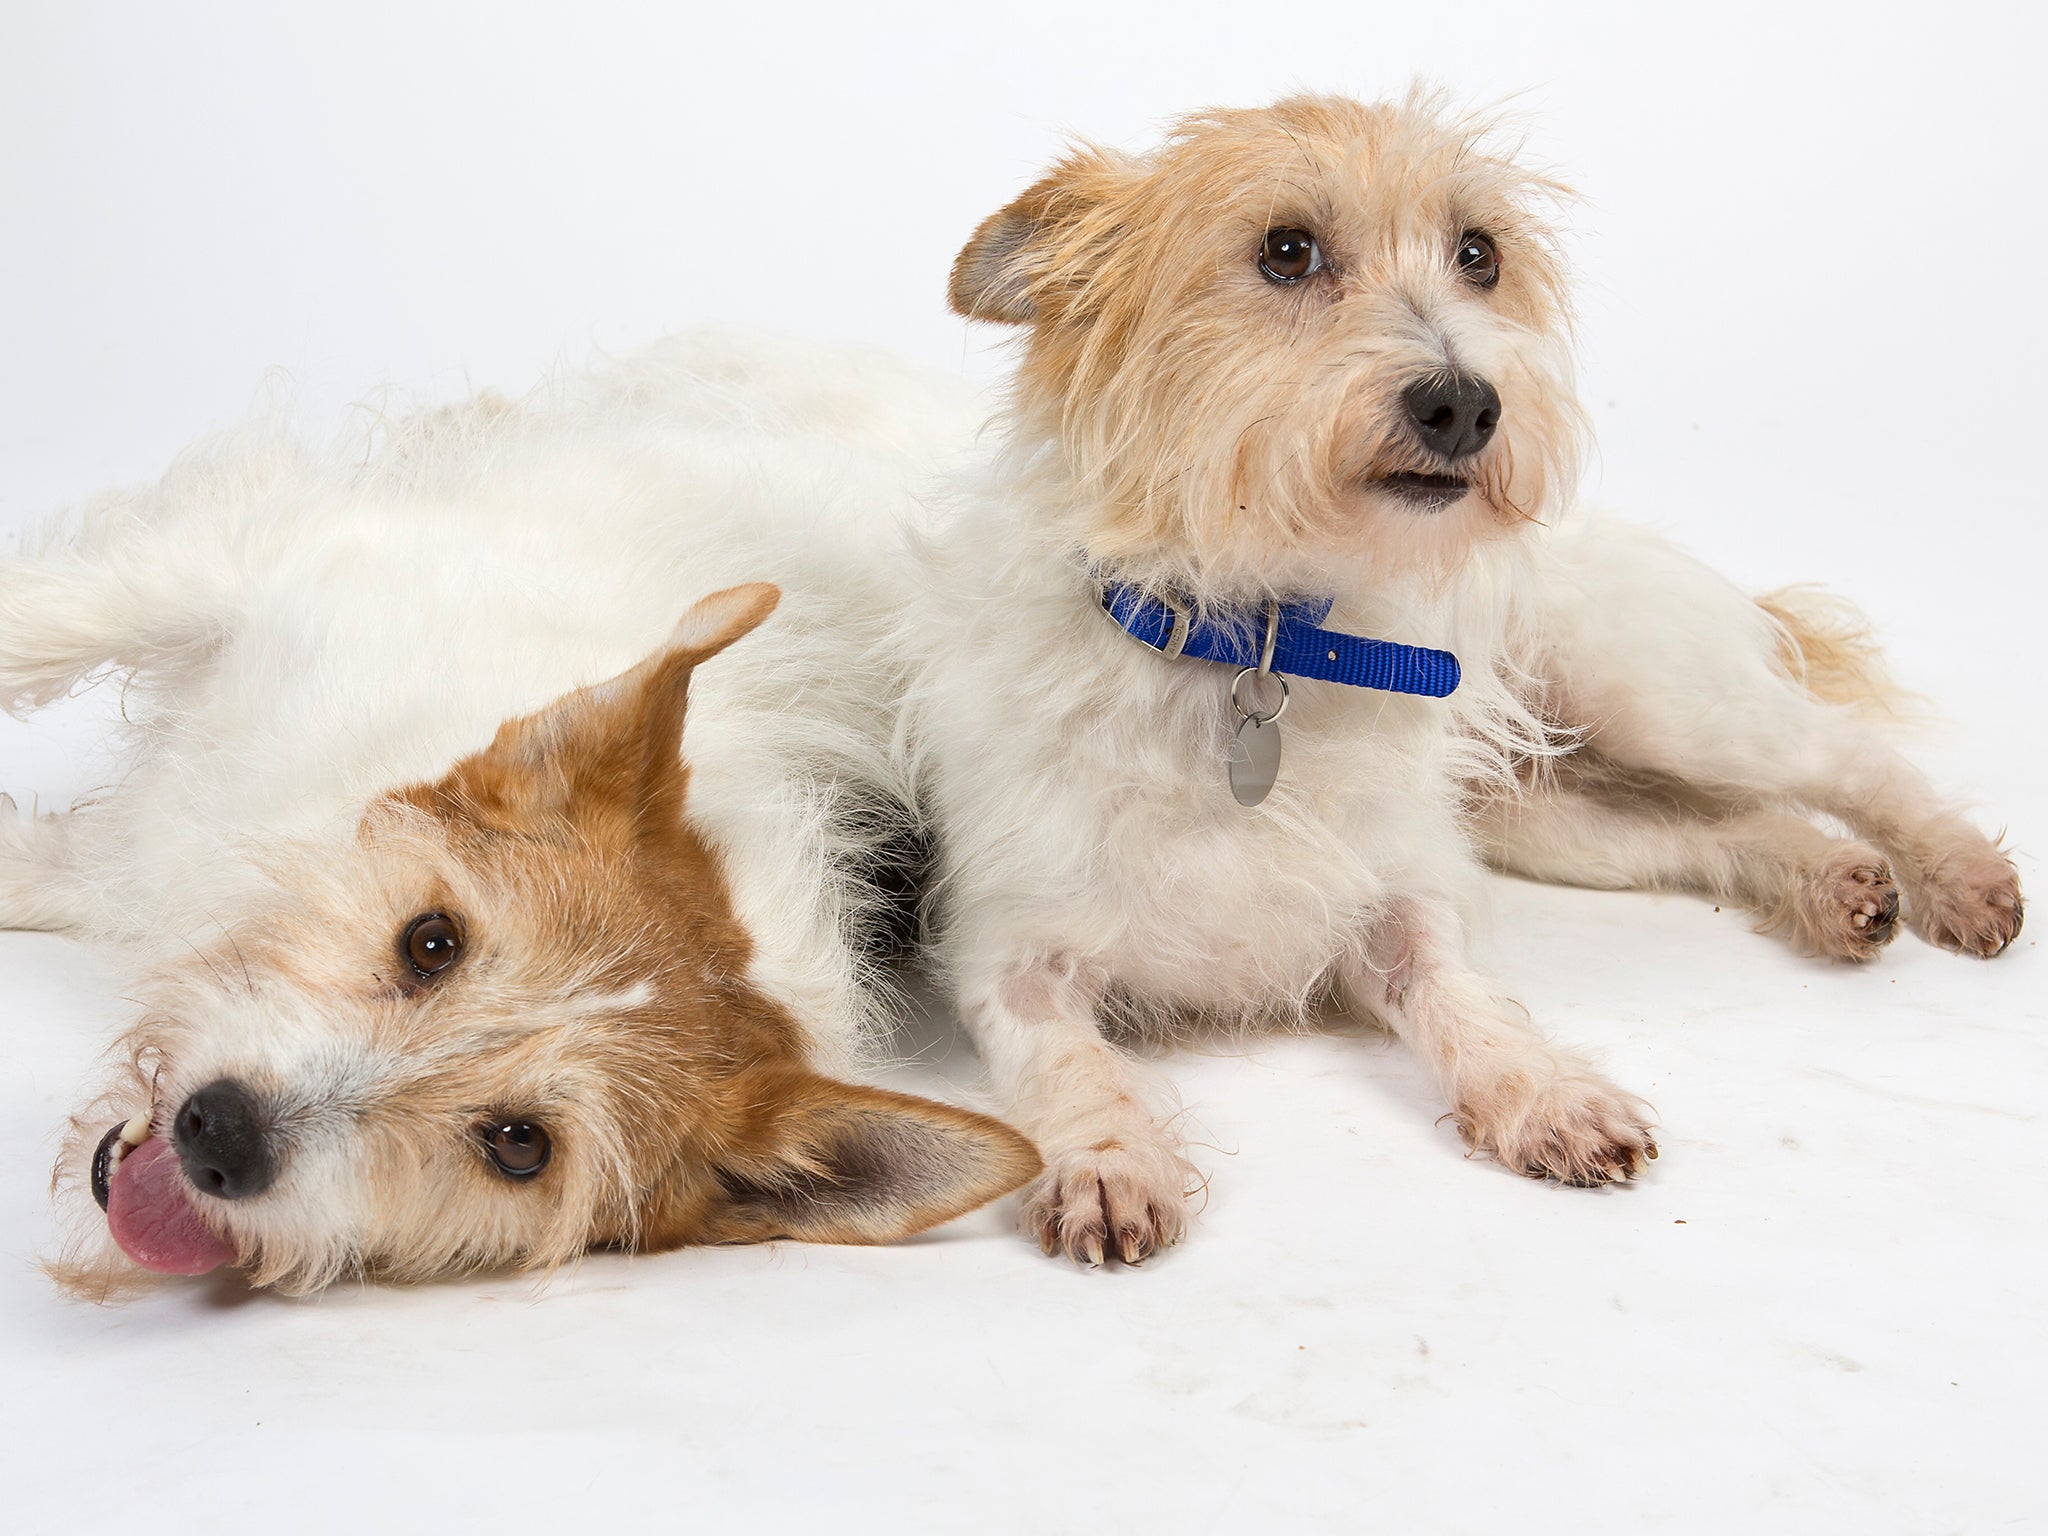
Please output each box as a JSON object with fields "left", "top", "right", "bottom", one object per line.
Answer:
{"left": 173, "top": 1079, "right": 278, "bottom": 1200}
{"left": 1403, "top": 372, "right": 1502, "bottom": 462}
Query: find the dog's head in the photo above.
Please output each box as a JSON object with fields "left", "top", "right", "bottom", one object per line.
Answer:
{"left": 950, "top": 89, "right": 1585, "bottom": 593}
{"left": 54, "top": 584, "right": 1039, "bottom": 1296}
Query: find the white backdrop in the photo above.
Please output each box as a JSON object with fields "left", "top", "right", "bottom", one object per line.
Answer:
{"left": 3, "top": 4, "right": 2042, "bottom": 1532}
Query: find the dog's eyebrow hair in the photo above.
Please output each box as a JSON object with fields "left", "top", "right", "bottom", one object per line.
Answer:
{"left": 1259, "top": 175, "right": 1285, "bottom": 240}
{"left": 1281, "top": 128, "right": 1320, "bottom": 175}
{"left": 1256, "top": 180, "right": 1341, "bottom": 262}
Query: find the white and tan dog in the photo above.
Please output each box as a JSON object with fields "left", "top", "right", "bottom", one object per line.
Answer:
{"left": 2, "top": 338, "right": 1037, "bottom": 1295}
{"left": 7, "top": 91, "right": 2021, "bottom": 1292}
{"left": 905, "top": 90, "right": 2023, "bottom": 1265}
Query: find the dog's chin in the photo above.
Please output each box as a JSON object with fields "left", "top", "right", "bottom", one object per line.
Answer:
{"left": 1370, "top": 472, "right": 1471, "bottom": 512}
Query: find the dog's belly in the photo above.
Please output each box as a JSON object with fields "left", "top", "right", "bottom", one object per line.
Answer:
{"left": 1109, "top": 911, "right": 1356, "bottom": 1018}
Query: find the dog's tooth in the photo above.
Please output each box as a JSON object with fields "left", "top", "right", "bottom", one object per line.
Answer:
{"left": 119, "top": 1111, "right": 151, "bottom": 1147}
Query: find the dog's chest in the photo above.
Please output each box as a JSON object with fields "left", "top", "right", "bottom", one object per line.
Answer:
{"left": 938, "top": 668, "right": 1461, "bottom": 1008}
{"left": 913, "top": 535, "right": 1498, "bottom": 1011}
{"left": 1114, "top": 705, "right": 1454, "bottom": 995}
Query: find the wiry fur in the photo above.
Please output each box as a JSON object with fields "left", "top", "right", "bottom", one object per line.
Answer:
{"left": 7, "top": 335, "right": 1039, "bottom": 1297}
{"left": 1755, "top": 585, "right": 1905, "bottom": 715}
{"left": 918, "top": 89, "right": 2022, "bottom": 1263}
{"left": 6, "top": 91, "right": 2023, "bottom": 1288}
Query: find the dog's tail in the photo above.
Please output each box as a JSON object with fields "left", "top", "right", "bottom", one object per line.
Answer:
{"left": 1755, "top": 585, "right": 1909, "bottom": 715}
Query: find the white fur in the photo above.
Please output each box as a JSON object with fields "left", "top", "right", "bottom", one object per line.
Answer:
{"left": 2, "top": 332, "right": 981, "bottom": 1072}
{"left": 2, "top": 333, "right": 1006, "bottom": 1287}
{"left": 8, "top": 325, "right": 2013, "bottom": 1278}
{"left": 893, "top": 424, "right": 1661, "bottom": 1252}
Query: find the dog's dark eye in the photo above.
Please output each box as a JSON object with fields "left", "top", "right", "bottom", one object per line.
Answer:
{"left": 1259, "top": 227, "right": 1323, "bottom": 283}
{"left": 1456, "top": 231, "right": 1500, "bottom": 288}
{"left": 402, "top": 913, "right": 463, "bottom": 979}
{"left": 480, "top": 1119, "right": 551, "bottom": 1179}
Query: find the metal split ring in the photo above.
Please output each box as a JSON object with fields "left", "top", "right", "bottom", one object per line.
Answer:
{"left": 1232, "top": 666, "right": 1289, "bottom": 725}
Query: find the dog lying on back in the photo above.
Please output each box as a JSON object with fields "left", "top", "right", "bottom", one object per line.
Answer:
{"left": 905, "top": 89, "right": 2022, "bottom": 1264}
{"left": 2, "top": 340, "right": 1036, "bottom": 1295}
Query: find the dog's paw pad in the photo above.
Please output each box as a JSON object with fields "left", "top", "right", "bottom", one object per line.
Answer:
{"left": 1813, "top": 849, "right": 1901, "bottom": 961}
{"left": 1914, "top": 851, "right": 2024, "bottom": 958}
{"left": 1020, "top": 1136, "right": 1191, "bottom": 1267}
{"left": 1462, "top": 1073, "right": 1657, "bottom": 1188}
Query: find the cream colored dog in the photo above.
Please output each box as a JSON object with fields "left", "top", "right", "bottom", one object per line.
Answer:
{"left": 906, "top": 89, "right": 2021, "bottom": 1264}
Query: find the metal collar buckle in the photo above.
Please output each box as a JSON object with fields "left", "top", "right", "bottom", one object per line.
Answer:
{"left": 1099, "top": 582, "right": 1192, "bottom": 660}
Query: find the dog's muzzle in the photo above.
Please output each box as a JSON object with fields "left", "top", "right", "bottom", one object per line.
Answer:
{"left": 1367, "top": 372, "right": 1502, "bottom": 510}
{"left": 87, "top": 1079, "right": 273, "bottom": 1277}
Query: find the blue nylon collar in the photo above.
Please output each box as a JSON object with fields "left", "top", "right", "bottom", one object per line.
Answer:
{"left": 1097, "top": 581, "right": 1461, "bottom": 698}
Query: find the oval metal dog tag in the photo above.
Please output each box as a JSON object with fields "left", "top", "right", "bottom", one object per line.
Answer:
{"left": 1228, "top": 714, "right": 1281, "bottom": 807}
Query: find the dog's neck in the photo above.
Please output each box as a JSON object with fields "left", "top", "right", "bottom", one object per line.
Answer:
{"left": 1091, "top": 573, "right": 1462, "bottom": 699}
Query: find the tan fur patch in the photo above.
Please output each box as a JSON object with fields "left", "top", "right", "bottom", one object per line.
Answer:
{"left": 950, "top": 89, "right": 1584, "bottom": 595}
{"left": 1757, "top": 586, "right": 1906, "bottom": 714}
{"left": 51, "top": 584, "right": 1039, "bottom": 1295}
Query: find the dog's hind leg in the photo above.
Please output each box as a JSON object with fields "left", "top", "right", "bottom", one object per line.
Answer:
{"left": 1342, "top": 897, "right": 1657, "bottom": 1185}
{"left": 1534, "top": 521, "right": 2021, "bottom": 956}
{"left": 954, "top": 953, "right": 1192, "bottom": 1266}
{"left": 0, "top": 793, "right": 84, "bottom": 931}
{"left": 1474, "top": 769, "right": 1901, "bottom": 961}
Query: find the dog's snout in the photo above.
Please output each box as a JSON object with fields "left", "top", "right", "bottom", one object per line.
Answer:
{"left": 1402, "top": 372, "right": 1501, "bottom": 462}
{"left": 173, "top": 1079, "right": 278, "bottom": 1200}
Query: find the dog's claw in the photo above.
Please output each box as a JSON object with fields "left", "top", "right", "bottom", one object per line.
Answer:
{"left": 1800, "top": 851, "right": 1901, "bottom": 961}
{"left": 1020, "top": 1140, "right": 1190, "bottom": 1268}
{"left": 1909, "top": 846, "right": 2024, "bottom": 957}
{"left": 1464, "top": 1070, "right": 1658, "bottom": 1187}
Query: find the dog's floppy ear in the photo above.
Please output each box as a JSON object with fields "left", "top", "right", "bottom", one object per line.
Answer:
{"left": 948, "top": 148, "right": 1127, "bottom": 325}
{"left": 410, "top": 582, "right": 780, "bottom": 826}
{"left": 689, "top": 1068, "right": 1042, "bottom": 1246}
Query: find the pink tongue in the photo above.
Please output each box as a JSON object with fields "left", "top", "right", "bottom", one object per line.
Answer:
{"left": 106, "top": 1137, "right": 236, "bottom": 1275}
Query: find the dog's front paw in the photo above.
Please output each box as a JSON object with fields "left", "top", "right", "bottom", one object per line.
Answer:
{"left": 1793, "top": 845, "right": 1900, "bottom": 962}
{"left": 1912, "top": 846, "right": 2024, "bottom": 958}
{"left": 1459, "top": 1069, "right": 1657, "bottom": 1187}
{"left": 1020, "top": 1131, "right": 1192, "bottom": 1267}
